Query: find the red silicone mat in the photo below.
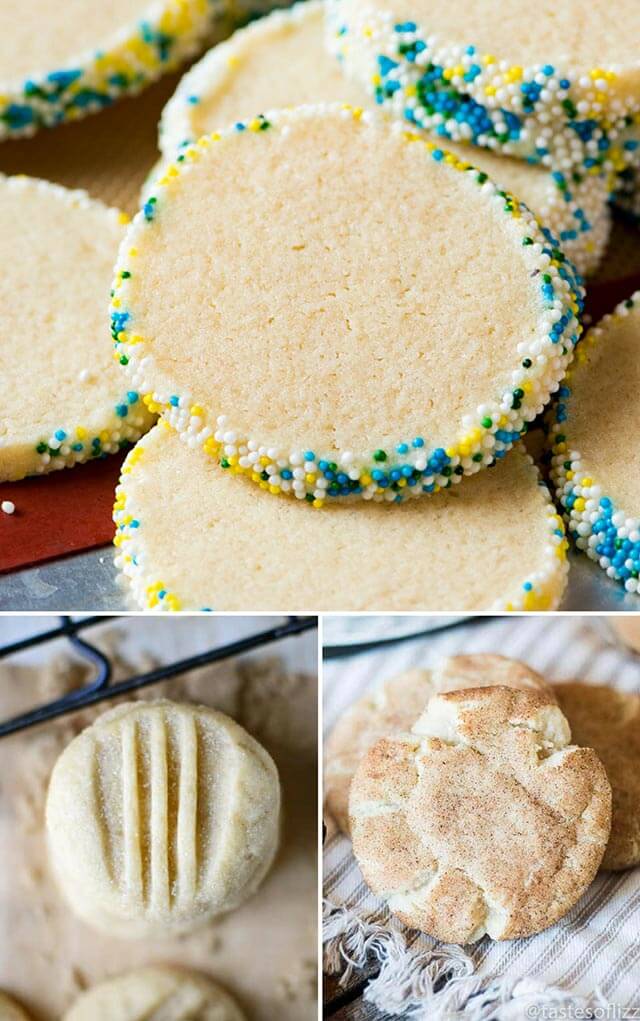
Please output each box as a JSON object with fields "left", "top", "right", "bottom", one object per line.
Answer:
{"left": 0, "top": 455, "right": 127, "bottom": 574}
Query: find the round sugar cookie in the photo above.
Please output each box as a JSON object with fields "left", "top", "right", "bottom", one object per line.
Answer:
{"left": 350, "top": 687, "right": 612, "bottom": 943}
{"left": 0, "top": 176, "right": 155, "bottom": 482}
{"left": 63, "top": 967, "right": 245, "bottom": 1021}
{"left": 0, "top": 993, "right": 31, "bottom": 1021}
{"left": 0, "top": 0, "right": 219, "bottom": 140}
{"left": 553, "top": 682, "right": 640, "bottom": 870}
{"left": 325, "top": 655, "right": 552, "bottom": 834}
{"left": 326, "top": 0, "right": 640, "bottom": 177}
{"left": 113, "top": 423, "right": 568, "bottom": 612}
{"left": 159, "top": 2, "right": 366, "bottom": 155}
{"left": 113, "top": 104, "right": 583, "bottom": 505}
{"left": 548, "top": 292, "right": 640, "bottom": 592}
{"left": 156, "top": 0, "right": 609, "bottom": 278}
{"left": 46, "top": 700, "right": 280, "bottom": 939}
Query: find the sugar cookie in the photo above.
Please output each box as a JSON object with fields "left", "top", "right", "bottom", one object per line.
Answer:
{"left": 156, "top": 1, "right": 608, "bottom": 277}
{"left": 326, "top": 0, "right": 640, "bottom": 177}
{"left": 0, "top": 176, "right": 155, "bottom": 482}
{"left": 325, "top": 654, "right": 552, "bottom": 833}
{"left": 113, "top": 424, "right": 568, "bottom": 612}
{"left": 0, "top": 993, "right": 31, "bottom": 1021}
{"left": 553, "top": 682, "right": 640, "bottom": 870}
{"left": 46, "top": 700, "right": 280, "bottom": 938}
{"left": 548, "top": 292, "right": 640, "bottom": 592}
{"left": 62, "top": 967, "right": 245, "bottom": 1021}
{"left": 0, "top": 0, "right": 219, "bottom": 140}
{"left": 112, "top": 104, "right": 583, "bottom": 503}
{"left": 350, "top": 687, "right": 612, "bottom": 943}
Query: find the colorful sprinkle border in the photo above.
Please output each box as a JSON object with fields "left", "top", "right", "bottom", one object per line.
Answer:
{"left": 114, "top": 423, "right": 568, "bottom": 611}
{"left": 111, "top": 103, "right": 583, "bottom": 505}
{"left": 0, "top": 0, "right": 221, "bottom": 140}
{"left": 325, "top": 0, "right": 640, "bottom": 179}
{"left": 548, "top": 291, "right": 640, "bottom": 593}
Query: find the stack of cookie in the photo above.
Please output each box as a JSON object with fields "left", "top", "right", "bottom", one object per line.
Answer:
{"left": 325, "top": 654, "right": 640, "bottom": 943}
{"left": 112, "top": 0, "right": 618, "bottom": 611}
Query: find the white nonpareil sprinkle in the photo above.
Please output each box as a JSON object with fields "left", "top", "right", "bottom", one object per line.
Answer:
{"left": 1, "top": 501, "right": 15, "bottom": 515}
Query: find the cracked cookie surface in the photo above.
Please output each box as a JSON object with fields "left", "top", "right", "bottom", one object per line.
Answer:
{"left": 325, "top": 655, "right": 553, "bottom": 835}
{"left": 349, "top": 686, "right": 611, "bottom": 943}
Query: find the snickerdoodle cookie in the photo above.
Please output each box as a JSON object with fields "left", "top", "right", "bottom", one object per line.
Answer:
{"left": 350, "top": 686, "right": 611, "bottom": 942}
{"left": 325, "top": 654, "right": 553, "bottom": 834}
{"left": 554, "top": 681, "right": 640, "bottom": 870}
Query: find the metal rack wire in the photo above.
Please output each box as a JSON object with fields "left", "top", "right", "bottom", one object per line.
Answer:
{"left": 0, "top": 615, "right": 316, "bottom": 737}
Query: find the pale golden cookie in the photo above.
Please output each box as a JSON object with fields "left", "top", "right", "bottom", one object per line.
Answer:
{"left": 113, "top": 104, "right": 583, "bottom": 504}
{"left": 553, "top": 681, "right": 640, "bottom": 870}
{"left": 325, "top": 655, "right": 552, "bottom": 833}
{"left": 62, "top": 967, "right": 245, "bottom": 1021}
{"left": 157, "top": 0, "right": 609, "bottom": 276}
{"left": 0, "top": 0, "right": 217, "bottom": 140}
{"left": 327, "top": 0, "right": 640, "bottom": 177}
{"left": 0, "top": 175, "right": 155, "bottom": 482}
{"left": 114, "top": 425, "right": 568, "bottom": 612}
{"left": 350, "top": 687, "right": 611, "bottom": 943}
{"left": 46, "top": 700, "right": 280, "bottom": 938}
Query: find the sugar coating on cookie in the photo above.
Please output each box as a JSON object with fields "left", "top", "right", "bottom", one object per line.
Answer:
{"left": 326, "top": 0, "right": 640, "bottom": 176}
{"left": 325, "top": 654, "right": 552, "bottom": 834}
{"left": 156, "top": 0, "right": 608, "bottom": 278}
{"left": 113, "top": 104, "right": 583, "bottom": 504}
{"left": 553, "top": 681, "right": 640, "bottom": 871}
{"left": 548, "top": 292, "right": 640, "bottom": 592}
{"left": 0, "top": 0, "right": 220, "bottom": 140}
{"left": 0, "top": 992, "right": 32, "bottom": 1021}
{"left": 350, "top": 687, "right": 612, "bottom": 943}
{"left": 0, "top": 176, "right": 155, "bottom": 482}
{"left": 114, "top": 424, "right": 568, "bottom": 612}
{"left": 325, "top": 669, "right": 436, "bottom": 834}
{"left": 46, "top": 700, "right": 280, "bottom": 939}
{"left": 62, "top": 967, "right": 245, "bottom": 1021}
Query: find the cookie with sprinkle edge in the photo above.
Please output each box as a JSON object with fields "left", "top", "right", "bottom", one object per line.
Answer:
{"left": 350, "top": 686, "right": 612, "bottom": 943}
{"left": 113, "top": 423, "right": 569, "bottom": 612}
{"left": 154, "top": 0, "right": 609, "bottom": 277}
{"left": 548, "top": 291, "right": 640, "bottom": 592}
{"left": 0, "top": 175, "right": 155, "bottom": 482}
{"left": 112, "top": 103, "right": 583, "bottom": 505}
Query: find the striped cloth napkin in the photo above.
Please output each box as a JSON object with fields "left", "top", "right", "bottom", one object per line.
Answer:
{"left": 323, "top": 615, "right": 640, "bottom": 1019}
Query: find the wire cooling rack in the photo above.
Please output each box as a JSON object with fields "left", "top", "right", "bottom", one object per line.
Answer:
{"left": 0, "top": 615, "right": 317, "bottom": 738}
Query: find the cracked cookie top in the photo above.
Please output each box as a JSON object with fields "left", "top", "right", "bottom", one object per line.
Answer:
{"left": 349, "top": 686, "right": 611, "bottom": 943}
{"left": 325, "top": 654, "right": 553, "bottom": 835}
